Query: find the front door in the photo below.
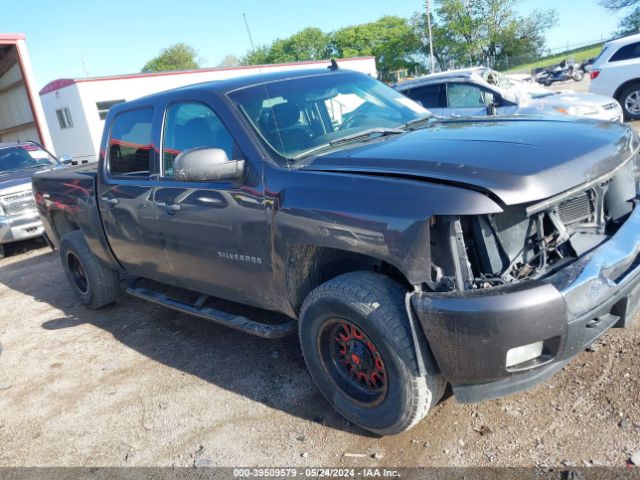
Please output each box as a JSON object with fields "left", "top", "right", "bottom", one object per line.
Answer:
{"left": 98, "top": 106, "right": 163, "bottom": 279}
{"left": 153, "top": 100, "right": 272, "bottom": 308}
{"left": 445, "top": 82, "right": 494, "bottom": 116}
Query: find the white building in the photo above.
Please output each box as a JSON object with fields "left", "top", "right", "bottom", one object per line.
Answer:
{"left": 0, "top": 33, "right": 53, "bottom": 150}
{"left": 39, "top": 56, "right": 377, "bottom": 161}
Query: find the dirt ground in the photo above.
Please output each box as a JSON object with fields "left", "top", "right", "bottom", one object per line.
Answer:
{"left": 1, "top": 87, "right": 640, "bottom": 469}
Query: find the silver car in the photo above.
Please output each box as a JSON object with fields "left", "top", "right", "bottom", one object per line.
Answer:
{"left": 395, "top": 67, "right": 623, "bottom": 122}
{"left": 0, "top": 142, "right": 64, "bottom": 258}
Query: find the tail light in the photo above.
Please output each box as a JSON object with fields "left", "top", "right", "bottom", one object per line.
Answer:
{"left": 590, "top": 69, "right": 601, "bottom": 80}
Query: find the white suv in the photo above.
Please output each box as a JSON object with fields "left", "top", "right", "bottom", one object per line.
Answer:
{"left": 590, "top": 33, "right": 640, "bottom": 120}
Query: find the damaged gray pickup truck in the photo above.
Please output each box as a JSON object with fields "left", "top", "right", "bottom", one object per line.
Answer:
{"left": 32, "top": 68, "right": 640, "bottom": 435}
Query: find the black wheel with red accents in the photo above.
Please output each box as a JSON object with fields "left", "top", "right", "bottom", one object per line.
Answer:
{"left": 320, "top": 319, "right": 388, "bottom": 407}
{"left": 299, "top": 271, "right": 445, "bottom": 435}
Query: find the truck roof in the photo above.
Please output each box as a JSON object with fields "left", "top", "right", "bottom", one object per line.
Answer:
{"left": 109, "top": 68, "right": 362, "bottom": 111}
{"left": 39, "top": 57, "right": 375, "bottom": 96}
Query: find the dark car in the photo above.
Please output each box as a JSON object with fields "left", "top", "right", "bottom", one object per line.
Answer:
{"left": 32, "top": 67, "right": 640, "bottom": 435}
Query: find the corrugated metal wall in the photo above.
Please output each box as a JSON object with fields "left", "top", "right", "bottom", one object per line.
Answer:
{"left": 0, "top": 54, "right": 37, "bottom": 143}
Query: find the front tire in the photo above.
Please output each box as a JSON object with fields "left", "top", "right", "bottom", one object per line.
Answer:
{"left": 299, "top": 271, "right": 445, "bottom": 435}
{"left": 59, "top": 231, "right": 120, "bottom": 309}
{"left": 620, "top": 83, "right": 640, "bottom": 121}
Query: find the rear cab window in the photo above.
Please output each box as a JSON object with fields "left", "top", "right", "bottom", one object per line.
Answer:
{"left": 106, "top": 107, "right": 153, "bottom": 178}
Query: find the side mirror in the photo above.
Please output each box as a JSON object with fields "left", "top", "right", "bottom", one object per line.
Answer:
{"left": 174, "top": 147, "right": 245, "bottom": 182}
{"left": 487, "top": 99, "right": 500, "bottom": 116}
{"left": 59, "top": 155, "right": 74, "bottom": 165}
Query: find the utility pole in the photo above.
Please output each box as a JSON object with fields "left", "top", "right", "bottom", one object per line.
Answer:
{"left": 426, "top": 0, "right": 435, "bottom": 73}
{"left": 242, "top": 13, "right": 256, "bottom": 51}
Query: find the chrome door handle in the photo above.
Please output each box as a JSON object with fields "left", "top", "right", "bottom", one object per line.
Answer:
{"left": 101, "top": 197, "right": 119, "bottom": 205}
{"left": 157, "top": 202, "right": 181, "bottom": 212}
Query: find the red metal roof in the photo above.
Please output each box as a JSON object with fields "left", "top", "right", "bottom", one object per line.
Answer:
{"left": 0, "top": 33, "right": 26, "bottom": 42}
{"left": 38, "top": 56, "right": 376, "bottom": 96}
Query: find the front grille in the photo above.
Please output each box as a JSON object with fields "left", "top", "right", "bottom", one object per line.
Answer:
{"left": 0, "top": 190, "right": 37, "bottom": 217}
{"left": 556, "top": 191, "right": 594, "bottom": 225}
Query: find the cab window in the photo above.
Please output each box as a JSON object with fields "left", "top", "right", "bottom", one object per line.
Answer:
{"left": 107, "top": 107, "right": 153, "bottom": 178}
{"left": 404, "top": 84, "right": 445, "bottom": 108}
{"left": 162, "top": 102, "right": 240, "bottom": 177}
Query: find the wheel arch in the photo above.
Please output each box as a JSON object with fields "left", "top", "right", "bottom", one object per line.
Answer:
{"left": 285, "top": 244, "right": 413, "bottom": 314}
{"left": 50, "top": 210, "right": 80, "bottom": 242}
{"left": 613, "top": 78, "right": 640, "bottom": 101}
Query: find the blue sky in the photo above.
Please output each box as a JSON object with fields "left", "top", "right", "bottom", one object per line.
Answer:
{"left": 0, "top": 0, "right": 627, "bottom": 89}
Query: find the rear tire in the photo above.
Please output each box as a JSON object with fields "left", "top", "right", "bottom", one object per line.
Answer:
{"left": 572, "top": 71, "right": 584, "bottom": 82}
{"left": 0, "top": 244, "right": 5, "bottom": 259}
{"left": 299, "top": 271, "right": 445, "bottom": 435}
{"left": 59, "top": 231, "right": 120, "bottom": 308}
{"left": 619, "top": 83, "right": 640, "bottom": 121}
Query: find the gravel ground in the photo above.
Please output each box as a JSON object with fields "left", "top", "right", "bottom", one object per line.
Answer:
{"left": 0, "top": 91, "right": 639, "bottom": 469}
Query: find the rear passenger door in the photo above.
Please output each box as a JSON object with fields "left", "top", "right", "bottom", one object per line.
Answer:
{"left": 98, "top": 107, "right": 163, "bottom": 279}
{"left": 153, "top": 99, "right": 271, "bottom": 306}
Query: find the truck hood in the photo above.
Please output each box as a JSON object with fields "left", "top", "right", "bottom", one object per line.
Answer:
{"left": 0, "top": 169, "right": 39, "bottom": 192}
{"left": 304, "top": 117, "right": 637, "bottom": 205}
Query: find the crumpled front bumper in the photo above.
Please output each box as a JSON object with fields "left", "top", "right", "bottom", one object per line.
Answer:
{"left": 412, "top": 200, "right": 640, "bottom": 403}
{"left": 0, "top": 209, "right": 44, "bottom": 245}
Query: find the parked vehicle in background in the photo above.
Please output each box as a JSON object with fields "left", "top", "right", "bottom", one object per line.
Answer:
{"left": 395, "top": 67, "right": 622, "bottom": 122}
{"left": 534, "top": 60, "right": 584, "bottom": 86}
{"left": 32, "top": 68, "right": 640, "bottom": 435}
{"left": 0, "top": 142, "right": 66, "bottom": 258}
{"left": 590, "top": 33, "right": 640, "bottom": 120}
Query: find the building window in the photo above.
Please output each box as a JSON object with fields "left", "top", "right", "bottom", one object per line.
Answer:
{"left": 97, "top": 99, "right": 125, "bottom": 120}
{"left": 56, "top": 108, "right": 73, "bottom": 129}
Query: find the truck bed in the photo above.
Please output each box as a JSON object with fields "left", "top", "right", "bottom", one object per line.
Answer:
{"left": 32, "top": 163, "right": 119, "bottom": 269}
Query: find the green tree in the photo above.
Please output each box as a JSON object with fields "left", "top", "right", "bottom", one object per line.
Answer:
{"left": 240, "top": 45, "right": 271, "bottom": 65}
{"left": 217, "top": 54, "right": 241, "bottom": 68}
{"left": 141, "top": 43, "right": 200, "bottom": 73}
{"left": 614, "top": 6, "right": 640, "bottom": 35}
{"left": 601, "top": 0, "right": 639, "bottom": 8}
{"left": 331, "top": 16, "right": 422, "bottom": 80}
{"left": 414, "top": 0, "right": 557, "bottom": 71}
{"left": 241, "top": 28, "right": 330, "bottom": 65}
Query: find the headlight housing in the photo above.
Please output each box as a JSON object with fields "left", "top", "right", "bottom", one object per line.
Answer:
{"left": 554, "top": 105, "right": 600, "bottom": 116}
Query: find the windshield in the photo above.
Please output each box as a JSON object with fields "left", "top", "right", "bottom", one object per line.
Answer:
{"left": 480, "top": 69, "right": 519, "bottom": 103}
{"left": 229, "top": 72, "right": 429, "bottom": 160}
{"left": 0, "top": 144, "right": 57, "bottom": 174}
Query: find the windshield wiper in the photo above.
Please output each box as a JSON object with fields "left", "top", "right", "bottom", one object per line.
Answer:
{"left": 328, "top": 127, "right": 405, "bottom": 146}
{"left": 22, "top": 164, "right": 49, "bottom": 169}
{"left": 290, "top": 127, "right": 405, "bottom": 161}
{"left": 402, "top": 114, "right": 441, "bottom": 130}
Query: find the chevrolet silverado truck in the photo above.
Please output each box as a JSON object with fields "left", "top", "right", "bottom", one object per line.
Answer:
{"left": 0, "top": 142, "right": 69, "bottom": 258}
{"left": 32, "top": 67, "right": 640, "bottom": 435}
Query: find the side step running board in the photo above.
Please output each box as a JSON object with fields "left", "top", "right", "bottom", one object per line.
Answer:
{"left": 127, "top": 281, "right": 297, "bottom": 339}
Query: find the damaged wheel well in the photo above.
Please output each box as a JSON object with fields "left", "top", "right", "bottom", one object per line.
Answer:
{"left": 285, "top": 245, "right": 412, "bottom": 314}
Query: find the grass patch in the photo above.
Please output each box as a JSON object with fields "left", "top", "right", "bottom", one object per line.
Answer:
{"left": 506, "top": 44, "right": 603, "bottom": 73}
